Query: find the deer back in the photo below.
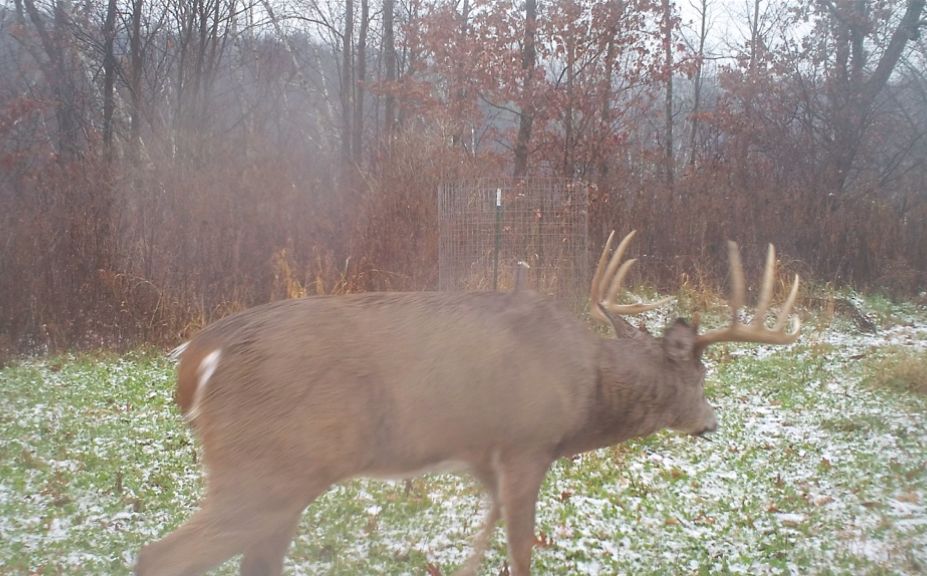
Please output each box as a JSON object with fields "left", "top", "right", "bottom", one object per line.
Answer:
{"left": 175, "top": 290, "right": 600, "bottom": 480}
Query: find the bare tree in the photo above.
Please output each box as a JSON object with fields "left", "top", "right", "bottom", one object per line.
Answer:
{"left": 21, "top": 0, "right": 83, "bottom": 157}
{"left": 451, "top": 0, "right": 471, "bottom": 147}
{"left": 352, "top": 0, "right": 368, "bottom": 163}
{"left": 561, "top": 0, "right": 578, "bottom": 176}
{"left": 684, "top": 0, "right": 712, "bottom": 167}
{"left": 820, "top": 0, "right": 926, "bottom": 197}
{"left": 382, "top": 0, "right": 396, "bottom": 139}
{"left": 341, "top": 0, "right": 354, "bottom": 165}
{"left": 169, "top": 0, "right": 237, "bottom": 162}
{"left": 596, "top": 0, "right": 624, "bottom": 183}
{"left": 513, "top": 0, "right": 537, "bottom": 180}
{"left": 102, "top": 0, "right": 118, "bottom": 158}
{"left": 127, "top": 0, "right": 144, "bottom": 167}
{"left": 661, "top": 0, "right": 675, "bottom": 188}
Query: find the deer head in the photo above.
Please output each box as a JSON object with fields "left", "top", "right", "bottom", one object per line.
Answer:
{"left": 572, "top": 230, "right": 800, "bottom": 445}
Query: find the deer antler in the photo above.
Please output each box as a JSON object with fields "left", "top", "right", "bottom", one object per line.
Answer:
{"left": 694, "top": 241, "right": 800, "bottom": 352}
{"left": 590, "top": 230, "right": 674, "bottom": 325}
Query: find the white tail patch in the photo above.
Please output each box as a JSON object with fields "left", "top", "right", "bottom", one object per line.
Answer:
{"left": 168, "top": 341, "right": 190, "bottom": 361}
{"left": 187, "top": 349, "right": 221, "bottom": 421}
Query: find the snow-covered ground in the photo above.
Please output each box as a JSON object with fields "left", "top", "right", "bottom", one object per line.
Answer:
{"left": 0, "top": 298, "right": 924, "bottom": 575}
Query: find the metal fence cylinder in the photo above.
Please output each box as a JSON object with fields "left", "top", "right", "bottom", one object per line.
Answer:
{"left": 438, "top": 178, "right": 589, "bottom": 299}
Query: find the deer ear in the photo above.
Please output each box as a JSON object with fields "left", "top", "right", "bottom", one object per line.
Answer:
{"left": 663, "top": 319, "right": 696, "bottom": 362}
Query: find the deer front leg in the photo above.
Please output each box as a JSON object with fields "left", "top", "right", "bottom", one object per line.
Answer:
{"left": 497, "top": 453, "right": 550, "bottom": 576}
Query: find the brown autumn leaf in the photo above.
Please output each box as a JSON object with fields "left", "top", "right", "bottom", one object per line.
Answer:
{"left": 534, "top": 531, "right": 554, "bottom": 548}
{"left": 814, "top": 495, "right": 834, "bottom": 507}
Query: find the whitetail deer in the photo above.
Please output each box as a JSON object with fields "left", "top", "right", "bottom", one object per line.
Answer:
{"left": 135, "top": 232, "right": 800, "bottom": 576}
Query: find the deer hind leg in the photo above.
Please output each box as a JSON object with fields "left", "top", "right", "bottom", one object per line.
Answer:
{"left": 135, "top": 482, "right": 320, "bottom": 576}
{"left": 454, "top": 461, "right": 501, "bottom": 576}
{"left": 455, "top": 500, "right": 501, "bottom": 576}
{"left": 239, "top": 508, "right": 303, "bottom": 576}
{"left": 497, "top": 454, "right": 549, "bottom": 576}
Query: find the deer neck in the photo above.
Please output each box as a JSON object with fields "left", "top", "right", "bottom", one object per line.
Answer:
{"left": 557, "top": 341, "right": 679, "bottom": 458}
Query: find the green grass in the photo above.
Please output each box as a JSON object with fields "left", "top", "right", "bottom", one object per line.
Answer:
{"left": 1, "top": 307, "right": 926, "bottom": 575}
{"left": 858, "top": 292, "right": 923, "bottom": 329}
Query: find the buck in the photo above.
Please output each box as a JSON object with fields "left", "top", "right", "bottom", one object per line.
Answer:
{"left": 135, "top": 231, "right": 800, "bottom": 576}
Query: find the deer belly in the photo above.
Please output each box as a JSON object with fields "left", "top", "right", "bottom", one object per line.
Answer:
{"left": 364, "top": 459, "right": 471, "bottom": 481}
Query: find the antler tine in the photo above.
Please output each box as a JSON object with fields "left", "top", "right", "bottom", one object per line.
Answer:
{"left": 601, "top": 229, "right": 639, "bottom": 305}
{"left": 590, "top": 231, "right": 619, "bottom": 298}
{"left": 597, "top": 230, "right": 637, "bottom": 306}
{"left": 605, "top": 229, "right": 637, "bottom": 282}
{"left": 589, "top": 230, "right": 617, "bottom": 323}
{"left": 695, "top": 242, "right": 801, "bottom": 351}
{"left": 590, "top": 230, "right": 673, "bottom": 325}
{"left": 727, "top": 241, "right": 745, "bottom": 320}
{"left": 773, "top": 274, "right": 801, "bottom": 332}
{"left": 606, "top": 258, "right": 637, "bottom": 307}
{"left": 751, "top": 244, "right": 776, "bottom": 326}
{"left": 605, "top": 258, "right": 674, "bottom": 314}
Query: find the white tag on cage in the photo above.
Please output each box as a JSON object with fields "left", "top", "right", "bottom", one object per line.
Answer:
{"left": 496, "top": 189, "right": 502, "bottom": 207}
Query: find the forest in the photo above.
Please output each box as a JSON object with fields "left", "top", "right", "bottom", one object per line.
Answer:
{"left": 1, "top": 0, "right": 925, "bottom": 349}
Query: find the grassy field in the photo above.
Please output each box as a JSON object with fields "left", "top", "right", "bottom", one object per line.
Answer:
{"left": 1, "top": 294, "right": 925, "bottom": 575}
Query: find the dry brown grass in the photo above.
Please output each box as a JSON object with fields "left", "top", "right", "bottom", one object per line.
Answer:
{"left": 864, "top": 347, "right": 927, "bottom": 397}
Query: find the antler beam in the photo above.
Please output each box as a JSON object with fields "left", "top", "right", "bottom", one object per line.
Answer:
{"left": 694, "top": 242, "right": 800, "bottom": 351}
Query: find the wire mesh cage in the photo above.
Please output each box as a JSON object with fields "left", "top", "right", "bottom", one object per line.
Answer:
{"left": 438, "top": 178, "right": 589, "bottom": 299}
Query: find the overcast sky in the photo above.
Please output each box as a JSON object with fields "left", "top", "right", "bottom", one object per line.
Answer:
{"left": 676, "top": 0, "right": 810, "bottom": 62}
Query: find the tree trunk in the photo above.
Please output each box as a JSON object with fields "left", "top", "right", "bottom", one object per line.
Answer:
{"left": 687, "top": 0, "right": 708, "bottom": 167}
{"left": 22, "top": 0, "right": 82, "bottom": 157}
{"left": 102, "top": 0, "right": 118, "bottom": 159}
{"left": 563, "top": 6, "right": 575, "bottom": 177}
{"left": 382, "top": 0, "right": 396, "bottom": 140}
{"left": 452, "top": 0, "right": 470, "bottom": 147}
{"left": 596, "top": 2, "right": 622, "bottom": 184}
{"left": 353, "top": 0, "right": 368, "bottom": 164}
{"left": 342, "top": 0, "right": 354, "bottom": 166}
{"left": 661, "top": 0, "right": 674, "bottom": 189}
{"left": 749, "top": 0, "right": 760, "bottom": 69}
{"left": 513, "top": 0, "right": 537, "bottom": 180}
{"left": 128, "top": 0, "right": 143, "bottom": 168}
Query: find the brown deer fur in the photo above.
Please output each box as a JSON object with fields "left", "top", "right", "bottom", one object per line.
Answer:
{"left": 135, "top": 290, "right": 717, "bottom": 576}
